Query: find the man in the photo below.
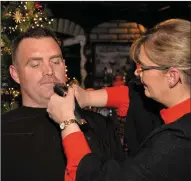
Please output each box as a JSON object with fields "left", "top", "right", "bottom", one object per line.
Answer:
{"left": 2, "top": 27, "right": 125, "bottom": 181}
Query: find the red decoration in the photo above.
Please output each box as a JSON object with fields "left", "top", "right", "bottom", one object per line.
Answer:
{"left": 34, "top": 2, "right": 43, "bottom": 10}
{"left": 112, "top": 76, "right": 125, "bottom": 87}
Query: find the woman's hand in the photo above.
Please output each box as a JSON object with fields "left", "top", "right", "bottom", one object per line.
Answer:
{"left": 47, "top": 87, "right": 76, "bottom": 124}
{"left": 73, "top": 84, "right": 90, "bottom": 108}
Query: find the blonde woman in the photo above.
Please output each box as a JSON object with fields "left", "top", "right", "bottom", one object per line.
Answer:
{"left": 47, "top": 19, "right": 191, "bottom": 181}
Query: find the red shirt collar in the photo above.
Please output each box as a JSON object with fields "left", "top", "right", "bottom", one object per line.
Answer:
{"left": 160, "top": 98, "right": 191, "bottom": 124}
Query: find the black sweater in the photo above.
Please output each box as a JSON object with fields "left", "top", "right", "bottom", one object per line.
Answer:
{"left": 125, "top": 81, "right": 164, "bottom": 156}
{"left": 2, "top": 106, "right": 125, "bottom": 181}
{"left": 76, "top": 113, "right": 191, "bottom": 181}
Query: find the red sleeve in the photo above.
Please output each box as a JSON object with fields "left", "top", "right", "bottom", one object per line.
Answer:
{"left": 63, "top": 131, "right": 91, "bottom": 181}
{"left": 105, "top": 85, "right": 129, "bottom": 117}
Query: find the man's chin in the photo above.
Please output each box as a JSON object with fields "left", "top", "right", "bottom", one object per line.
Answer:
{"left": 40, "top": 89, "right": 54, "bottom": 99}
{"left": 47, "top": 91, "right": 55, "bottom": 97}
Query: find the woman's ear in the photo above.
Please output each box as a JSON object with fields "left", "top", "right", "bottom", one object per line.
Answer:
{"left": 9, "top": 65, "right": 20, "bottom": 84}
{"left": 166, "top": 68, "right": 180, "bottom": 88}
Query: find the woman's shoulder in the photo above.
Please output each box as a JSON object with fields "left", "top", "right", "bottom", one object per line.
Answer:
{"left": 142, "top": 113, "right": 191, "bottom": 147}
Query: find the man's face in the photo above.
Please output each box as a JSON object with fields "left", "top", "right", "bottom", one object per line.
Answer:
{"left": 10, "top": 37, "right": 66, "bottom": 108}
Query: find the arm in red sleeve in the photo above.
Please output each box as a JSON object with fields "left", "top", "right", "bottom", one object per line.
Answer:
{"left": 105, "top": 85, "right": 129, "bottom": 117}
{"left": 63, "top": 131, "right": 91, "bottom": 181}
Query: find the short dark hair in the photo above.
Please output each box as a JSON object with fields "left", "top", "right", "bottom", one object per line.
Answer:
{"left": 11, "top": 27, "right": 60, "bottom": 65}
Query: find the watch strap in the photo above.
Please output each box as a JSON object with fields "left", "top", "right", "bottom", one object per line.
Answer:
{"left": 59, "top": 119, "right": 76, "bottom": 130}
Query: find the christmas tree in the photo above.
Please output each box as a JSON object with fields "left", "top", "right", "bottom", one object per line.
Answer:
{"left": 1, "top": 1, "right": 53, "bottom": 113}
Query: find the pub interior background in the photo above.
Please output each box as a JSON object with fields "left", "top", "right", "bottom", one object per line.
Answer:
{"left": 47, "top": 1, "right": 190, "bottom": 88}
{"left": 1, "top": 2, "right": 190, "bottom": 144}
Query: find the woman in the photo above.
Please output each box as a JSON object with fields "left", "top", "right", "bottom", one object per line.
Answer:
{"left": 47, "top": 19, "right": 191, "bottom": 181}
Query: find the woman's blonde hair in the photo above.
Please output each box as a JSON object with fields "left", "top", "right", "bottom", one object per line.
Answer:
{"left": 130, "top": 19, "right": 191, "bottom": 86}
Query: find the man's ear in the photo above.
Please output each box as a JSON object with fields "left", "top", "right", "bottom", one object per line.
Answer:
{"left": 166, "top": 68, "right": 180, "bottom": 88}
{"left": 9, "top": 65, "right": 20, "bottom": 84}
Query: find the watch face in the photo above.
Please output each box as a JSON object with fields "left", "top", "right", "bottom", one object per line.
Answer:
{"left": 60, "top": 123, "right": 65, "bottom": 130}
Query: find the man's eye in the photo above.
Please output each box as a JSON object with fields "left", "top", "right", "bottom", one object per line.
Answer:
{"left": 29, "top": 62, "right": 40, "bottom": 68}
{"left": 51, "top": 58, "right": 61, "bottom": 64}
{"left": 51, "top": 57, "right": 63, "bottom": 64}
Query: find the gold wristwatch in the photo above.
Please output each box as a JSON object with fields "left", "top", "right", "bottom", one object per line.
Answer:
{"left": 59, "top": 119, "right": 77, "bottom": 130}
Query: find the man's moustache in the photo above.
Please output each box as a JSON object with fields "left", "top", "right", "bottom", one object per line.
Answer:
{"left": 39, "top": 77, "right": 60, "bottom": 85}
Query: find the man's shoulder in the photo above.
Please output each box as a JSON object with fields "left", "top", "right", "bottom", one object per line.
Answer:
{"left": 83, "top": 110, "right": 108, "bottom": 127}
{"left": 82, "top": 110, "right": 125, "bottom": 161}
{"left": 2, "top": 107, "right": 26, "bottom": 130}
{"left": 2, "top": 106, "right": 45, "bottom": 131}
{"left": 2, "top": 107, "right": 23, "bottom": 122}
{"left": 82, "top": 110, "right": 115, "bottom": 134}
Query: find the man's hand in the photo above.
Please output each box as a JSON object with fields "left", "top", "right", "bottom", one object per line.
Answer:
{"left": 47, "top": 87, "right": 76, "bottom": 124}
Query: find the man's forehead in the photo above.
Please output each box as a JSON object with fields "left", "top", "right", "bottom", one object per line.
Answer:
{"left": 15, "top": 37, "right": 62, "bottom": 63}
{"left": 17, "top": 37, "right": 61, "bottom": 53}
{"left": 19, "top": 37, "right": 56, "bottom": 44}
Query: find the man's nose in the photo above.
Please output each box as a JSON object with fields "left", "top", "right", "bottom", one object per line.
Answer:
{"left": 42, "top": 63, "right": 54, "bottom": 76}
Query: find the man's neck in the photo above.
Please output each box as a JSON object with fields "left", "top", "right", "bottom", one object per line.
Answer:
{"left": 23, "top": 102, "right": 48, "bottom": 108}
{"left": 22, "top": 97, "right": 48, "bottom": 108}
